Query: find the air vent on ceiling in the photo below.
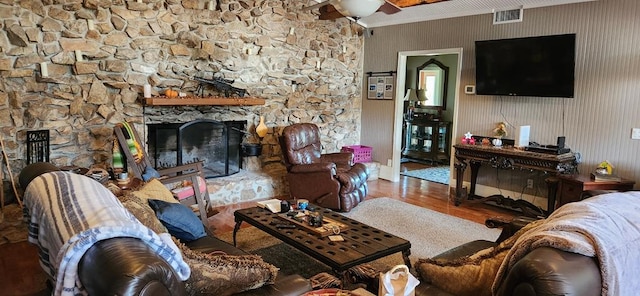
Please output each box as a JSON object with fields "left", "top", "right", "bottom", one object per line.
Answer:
{"left": 493, "top": 7, "right": 523, "bottom": 24}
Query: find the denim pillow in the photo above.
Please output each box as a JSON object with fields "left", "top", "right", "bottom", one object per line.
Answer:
{"left": 147, "top": 199, "right": 206, "bottom": 242}
{"left": 142, "top": 166, "right": 161, "bottom": 182}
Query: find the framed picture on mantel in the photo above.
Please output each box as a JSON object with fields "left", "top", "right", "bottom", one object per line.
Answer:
{"left": 367, "top": 75, "right": 394, "bottom": 100}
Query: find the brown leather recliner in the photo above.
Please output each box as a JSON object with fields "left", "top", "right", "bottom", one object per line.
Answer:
{"left": 280, "top": 123, "right": 369, "bottom": 212}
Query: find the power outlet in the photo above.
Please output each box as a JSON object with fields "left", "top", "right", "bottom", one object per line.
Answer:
{"left": 632, "top": 128, "right": 640, "bottom": 140}
{"left": 527, "top": 179, "right": 534, "bottom": 189}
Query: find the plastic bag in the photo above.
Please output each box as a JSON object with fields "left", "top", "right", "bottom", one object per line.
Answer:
{"left": 378, "top": 265, "right": 420, "bottom": 296}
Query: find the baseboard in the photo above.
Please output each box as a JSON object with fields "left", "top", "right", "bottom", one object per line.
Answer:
{"left": 379, "top": 164, "right": 397, "bottom": 182}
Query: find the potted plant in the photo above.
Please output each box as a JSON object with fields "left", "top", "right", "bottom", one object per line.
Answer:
{"left": 492, "top": 122, "right": 508, "bottom": 146}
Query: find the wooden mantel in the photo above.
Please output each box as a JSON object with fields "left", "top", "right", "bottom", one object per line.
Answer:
{"left": 145, "top": 96, "right": 265, "bottom": 106}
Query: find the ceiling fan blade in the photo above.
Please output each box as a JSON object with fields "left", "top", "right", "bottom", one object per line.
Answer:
{"left": 386, "top": 0, "right": 449, "bottom": 9}
{"left": 379, "top": 2, "right": 401, "bottom": 14}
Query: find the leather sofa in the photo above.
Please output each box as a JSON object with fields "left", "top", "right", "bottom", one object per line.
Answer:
{"left": 19, "top": 162, "right": 312, "bottom": 296}
{"left": 280, "top": 123, "right": 369, "bottom": 212}
{"left": 413, "top": 217, "right": 601, "bottom": 296}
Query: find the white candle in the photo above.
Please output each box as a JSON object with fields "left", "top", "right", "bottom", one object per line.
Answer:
{"left": 87, "top": 19, "right": 94, "bottom": 30}
{"left": 342, "top": 45, "right": 347, "bottom": 53}
{"left": 40, "top": 62, "right": 48, "bottom": 77}
{"left": 137, "top": 0, "right": 142, "bottom": 3}
{"left": 246, "top": 48, "right": 252, "bottom": 55}
{"left": 75, "top": 50, "right": 83, "bottom": 62}
{"left": 143, "top": 84, "right": 152, "bottom": 98}
{"left": 316, "top": 60, "right": 321, "bottom": 69}
{"left": 289, "top": 27, "right": 295, "bottom": 35}
{"left": 208, "top": 0, "right": 214, "bottom": 10}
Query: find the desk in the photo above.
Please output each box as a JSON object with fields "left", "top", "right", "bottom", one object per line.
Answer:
{"left": 453, "top": 144, "right": 577, "bottom": 216}
{"left": 557, "top": 174, "right": 636, "bottom": 208}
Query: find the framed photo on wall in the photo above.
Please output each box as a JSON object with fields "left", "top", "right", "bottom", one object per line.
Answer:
{"left": 367, "top": 75, "right": 395, "bottom": 100}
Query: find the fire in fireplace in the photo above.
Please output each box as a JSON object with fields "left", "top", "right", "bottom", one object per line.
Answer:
{"left": 147, "top": 119, "right": 246, "bottom": 178}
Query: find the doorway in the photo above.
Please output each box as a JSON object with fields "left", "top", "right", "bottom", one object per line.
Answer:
{"left": 390, "top": 48, "right": 463, "bottom": 185}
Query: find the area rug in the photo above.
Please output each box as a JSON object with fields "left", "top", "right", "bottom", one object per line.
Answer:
{"left": 401, "top": 166, "right": 450, "bottom": 184}
{"left": 217, "top": 197, "right": 500, "bottom": 276}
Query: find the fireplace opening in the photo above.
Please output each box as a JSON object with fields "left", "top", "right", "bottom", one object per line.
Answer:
{"left": 147, "top": 120, "right": 246, "bottom": 178}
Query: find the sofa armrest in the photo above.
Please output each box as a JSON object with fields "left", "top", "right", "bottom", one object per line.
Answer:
{"left": 78, "top": 237, "right": 186, "bottom": 296}
{"left": 320, "top": 152, "right": 353, "bottom": 166}
{"left": 494, "top": 247, "right": 601, "bottom": 296}
{"left": 289, "top": 163, "right": 336, "bottom": 174}
{"left": 486, "top": 216, "right": 539, "bottom": 244}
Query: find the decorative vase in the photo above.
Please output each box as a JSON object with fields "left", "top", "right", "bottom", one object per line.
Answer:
{"left": 256, "top": 116, "right": 268, "bottom": 138}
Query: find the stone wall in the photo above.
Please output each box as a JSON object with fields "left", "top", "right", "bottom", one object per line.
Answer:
{"left": 0, "top": 0, "right": 364, "bottom": 183}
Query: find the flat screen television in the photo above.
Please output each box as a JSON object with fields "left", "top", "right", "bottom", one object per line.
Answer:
{"left": 475, "top": 34, "right": 576, "bottom": 98}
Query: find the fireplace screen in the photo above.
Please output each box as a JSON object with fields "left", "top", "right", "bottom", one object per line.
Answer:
{"left": 147, "top": 120, "right": 245, "bottom": 178}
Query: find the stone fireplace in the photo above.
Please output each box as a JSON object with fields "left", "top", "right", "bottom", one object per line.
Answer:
{"left": 147, "top": 119, "right": 246, "bottom": 179}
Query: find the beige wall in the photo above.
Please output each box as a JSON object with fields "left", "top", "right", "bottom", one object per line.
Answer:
{"left": 363, "top": 0, "right": 640, "bottom": 191}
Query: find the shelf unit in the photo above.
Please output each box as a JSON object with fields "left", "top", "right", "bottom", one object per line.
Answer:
{"left": 145, "top": 96, "right": 265, "bottom": 106}
{"left": 402, "top": 120, "right": 452, "bottom": 163}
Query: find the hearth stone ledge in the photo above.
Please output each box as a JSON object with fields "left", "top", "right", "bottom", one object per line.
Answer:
{"left": 206, "top": 160, "right": 380, "bottom": 207}
{"left": 205, "top": 161, "right": 289, "bottom": 207}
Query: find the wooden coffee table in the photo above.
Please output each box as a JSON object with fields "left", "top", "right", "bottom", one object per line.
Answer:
{"left": 233, "top": 206, "right": 412, "bottom": 278}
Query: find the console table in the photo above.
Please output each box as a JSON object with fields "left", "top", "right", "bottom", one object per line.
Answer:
{"left": 453, "top": 144, "right": 577, "bottom": 216}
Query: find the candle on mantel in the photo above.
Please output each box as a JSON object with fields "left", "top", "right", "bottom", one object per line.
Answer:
{"left": 207, "top": 0, "right": 215, "bottom": 10}
{"left": 40, "top": 62, "right": 48, "bottom": 77}
{"left": 75, "top": 50, "right": 83, "bottom": 62}
{"left": 316, "top": 60, "right": 321, "bottom": 70}
{"left": 87, "top": 19, "right": 94, "bottom": 30}
{"left": 143, "top": 84, "right": 152, "bottom": 98}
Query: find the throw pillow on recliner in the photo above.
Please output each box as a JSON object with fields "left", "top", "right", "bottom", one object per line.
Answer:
{"left": 415, "top": 219, "right": 543, "bottom": 296}
{"left": 148, "top": 199, "right": 206, "bottom": 242}
{"left": 118, "top": 193, "right": 168, "bottom": 234}
{"left": 132, "top": 179, "right": 179, "bottom": 204}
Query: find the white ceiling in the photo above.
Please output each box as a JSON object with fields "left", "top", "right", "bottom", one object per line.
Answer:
{"left": 356, "top": 0, "right": 598, "bottom": 28}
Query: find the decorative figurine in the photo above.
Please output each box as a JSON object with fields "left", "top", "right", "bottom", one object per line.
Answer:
{"left": 461, "top": 131, "right": 474, "bottom": 144}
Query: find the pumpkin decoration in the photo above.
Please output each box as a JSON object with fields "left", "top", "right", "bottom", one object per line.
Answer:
{"left": 164, "top": 89, "right": 178, "bottom": 98}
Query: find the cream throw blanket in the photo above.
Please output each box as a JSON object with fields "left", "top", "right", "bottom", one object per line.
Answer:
{"left": 23, "top": 171, "right": 190, "bottom": 296}
{"left": 492, "top": 191, "right": 640, "bottom": 296}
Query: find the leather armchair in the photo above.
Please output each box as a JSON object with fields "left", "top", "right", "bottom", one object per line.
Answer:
{"left": 280, "top": 123, "right": 369, "bottom": 212}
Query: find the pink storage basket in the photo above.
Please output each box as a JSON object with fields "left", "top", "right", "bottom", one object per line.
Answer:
{"left": 341, "top": 145, "right": 372, "bottom": 163}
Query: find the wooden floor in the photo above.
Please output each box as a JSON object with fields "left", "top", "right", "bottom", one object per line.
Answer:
{"left": 209, "top": 162, "right": 515, "bottom": 236}
{"left": 0, "top": 162, "right": 514, "bottom": 295}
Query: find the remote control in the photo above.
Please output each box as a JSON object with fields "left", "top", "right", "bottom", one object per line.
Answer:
{"left": 275, "top": 224, "right": 296, "bottom": 229}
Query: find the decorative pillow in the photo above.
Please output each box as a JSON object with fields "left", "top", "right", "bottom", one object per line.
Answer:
{"left": 148, "top": 199, "right": 206, "bottom": 242}
{"left": 142, "top": 166, "right": 161, "bottom": 181}
{"left": 172, "top": 237, "right": 279, "bottom": 295}
{"left": 415, "top": 219, "right": 544, "bottom": 296}
{"left": 132, "top": 179, "right": 178, "bottom": 204}
{"left": 118, "top": 194, "right": 168, "bottom": 234}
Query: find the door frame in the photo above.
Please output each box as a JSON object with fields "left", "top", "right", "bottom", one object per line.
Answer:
{"left": 388, "top": 48, "right": 463, "bottom": 185}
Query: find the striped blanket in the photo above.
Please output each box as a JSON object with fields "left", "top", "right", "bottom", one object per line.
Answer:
{"left": 23, "top": 171, "right": 190, "bottom": 296}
